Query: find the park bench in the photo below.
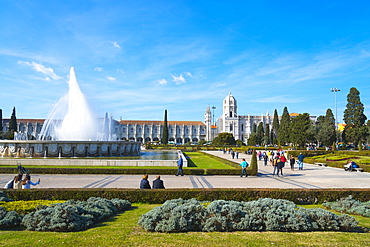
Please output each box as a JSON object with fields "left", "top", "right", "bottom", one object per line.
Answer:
{"left": 315, "top": 162, "right": 327, "bottom": 167}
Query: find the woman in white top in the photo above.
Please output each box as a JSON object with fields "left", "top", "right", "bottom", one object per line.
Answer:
{"left": 21, "top": 174, "right": 40, "bottom": 189}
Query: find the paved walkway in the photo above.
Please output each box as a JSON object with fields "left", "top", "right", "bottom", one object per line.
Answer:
{"left": 1, "top": 151, "right": 369, "bottom": 189}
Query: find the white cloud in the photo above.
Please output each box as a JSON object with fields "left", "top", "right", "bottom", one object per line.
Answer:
{"left": 106, "top": 76, "right": 116, "bottom": 81}
{"left": 94, "top": 67, "right": 103, "bottom": 72}
{"left": 185, "top": 72, "right": 193, "bottom": 77}
{"left": 157, "top": 79, "right": 168, "bottom": 85}
{"left": 111, "top": 41, "right": 121, "bottom": 49}
{"left": 18, "top": 61, "right": 62, "bottom": 80}
{"left": 117, "top": 69, "right": 124, "bottom": 74}
{"left": 171, "top": 74, "right": 186, "bottom": 84}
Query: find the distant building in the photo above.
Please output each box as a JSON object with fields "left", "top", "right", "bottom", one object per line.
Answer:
{"left": 205, "top": 93, "right": 317, "bottom": 143}
{"left": 118, "top": 120, "right": 206, "bottom": 144}
{"left": 1, "top": 118, "right": 206, "bottom": 144}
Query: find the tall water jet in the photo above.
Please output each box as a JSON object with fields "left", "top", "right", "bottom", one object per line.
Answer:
{"left": 38, "top": 67, "right": 98, "bottom": 140}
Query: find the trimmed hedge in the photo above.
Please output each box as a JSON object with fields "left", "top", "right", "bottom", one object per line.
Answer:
{"left": 0, "top": 167, "right": 243, "bottom": 175}
{"left": 3, "top": 188, "right": 370, "bottom": 204}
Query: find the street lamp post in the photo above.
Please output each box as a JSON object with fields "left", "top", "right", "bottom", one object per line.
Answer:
{"left": 211, "top": 106, "right": 216, "bottom": 140}
{"left": 331, "top": 88, "right": 340, "bottom": 149}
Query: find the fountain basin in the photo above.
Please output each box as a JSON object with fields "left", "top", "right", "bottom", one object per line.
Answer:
{"left": 0, "top": 140, "right": 141, "bottom": 158}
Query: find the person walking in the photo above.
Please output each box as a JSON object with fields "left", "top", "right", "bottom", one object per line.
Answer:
{"left": 140, "top": 175, "right": 151, "bottom": 189}
{"left": 235, "top": 151, "right": 239, "bottom": 159}
{"left": 152, "top": 175, "right": 165, "bottom": 189}
{"left": 289, "top": 156, "right": 296, "bottom": 171}
{"left": 21, "top": 174, "right": 40, "bottom": 189}
{"left": 277, "top": 155, "right": 286, "bottom": 177}
{"left": 272, "top": 156, "right": 279, "bottom": 175}
{"left": 239, "top": 158, "right": 249, "bottom": 177}
{"left": 231, "top": 150, "right": 235, "bottom": 159}
{"left": 263, "top": 152, "right": 268, "bottom": 166}
{"left": 297, "top": 153, "right": 305, "bottom": 170}
{"left": 176, "top": 156, "right": 184, "bottom": 176}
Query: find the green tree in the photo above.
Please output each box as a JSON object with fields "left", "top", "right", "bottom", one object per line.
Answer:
{"left": 290, "top": 113, "right": 311, "bottom": 148}
{"left": 161, "top": 109, "right": 168, "bottom": 144}
{"left": 278, "top": 107, "right": 291, "bottom": 145}
{"left": 315, "top": 109, "right": 336, "bottom": 146}
{"left": 343, "top": 87, "right": 367, "bottom": 148}
{"left": 271, "top": 109, "right": 279, "bottom": 145}
{"left": 249, "top": 149, "right": 258, "bottom": 176}
{"left": 236, "top": 139, "right": 245, "bottom": 146}
{"left": 9, "top": 107, "right": 17, "bottom": 132}
{"left": 212, "top": 132, "right": 236, "bottom": 145}
{"left": 263, "top": 123, "right": 270, "bottom": 145}
{"left": 256, "top": 122, "right": 264, "bottom": 145}
{"left": 0, "top": 109, "right": 2, "bottom": 133}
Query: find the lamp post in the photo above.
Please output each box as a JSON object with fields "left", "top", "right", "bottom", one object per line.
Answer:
{"left": 330, "top": 88, "right": 340, "bottom": 129}
{"left": 211, "top": 106, "right": 216, "bottom": 140}
{"left": 331, "top": 88, "right": 340, "bottom": 149}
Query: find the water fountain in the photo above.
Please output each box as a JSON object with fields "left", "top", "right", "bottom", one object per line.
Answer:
{"left": 0, "top": 67, "right": 140, "bottom": 158}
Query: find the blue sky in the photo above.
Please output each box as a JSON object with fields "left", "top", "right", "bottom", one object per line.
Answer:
{"left": 1, "top": 0, "right": 370, "bottom": 123}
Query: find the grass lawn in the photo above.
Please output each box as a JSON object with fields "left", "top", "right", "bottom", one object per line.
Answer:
{"left": 184, "top": 152, "right": 236, "bottom": 169}
{"left": 0, "top": 203, "right": 369, "bottom": 247}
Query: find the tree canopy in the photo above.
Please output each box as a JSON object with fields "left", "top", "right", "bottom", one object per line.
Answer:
{"left": 343, "top": 87, "right": 367, "bottom": 147}
{"left": 212, "top": 132, "right": 236, "bottom": 145}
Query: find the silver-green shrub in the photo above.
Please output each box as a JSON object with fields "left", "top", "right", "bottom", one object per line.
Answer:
{"left": 138, "top": 198, "right": 206, "bottom": 232}
{"left": 0, "top": 206, "right": 22, "bottom": 229}
{"left": 0, "top": 191, "right": 13, "bottom": 202}
{"left": 323, "top": 196, "right": 370, "bottom": 217}
{"left": 138, "top": 198, "right": 358, "bottom": 232}
{"left": 21, "top": 197, "right": 131, "bottom": 231}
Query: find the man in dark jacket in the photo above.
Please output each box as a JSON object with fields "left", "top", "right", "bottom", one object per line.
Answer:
{"left": 176, "top": 156, "right": 184, "bottom": 176}
{"left": 152, "top": 175, "right": 165, "bottom": 189}
{"left": 140, "top": 174, "right": 151, "bottom": 189}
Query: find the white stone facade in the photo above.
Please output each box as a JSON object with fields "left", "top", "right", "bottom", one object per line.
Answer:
{"left": 206, "top": 93, "right": 274, "bottom": 143}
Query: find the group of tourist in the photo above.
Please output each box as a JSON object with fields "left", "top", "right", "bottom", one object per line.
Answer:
{"left": 3, "top": 173, "right": 40, "bottom": 189}
{"left": 238, "top": 151, "right": 306, "bottom": 177}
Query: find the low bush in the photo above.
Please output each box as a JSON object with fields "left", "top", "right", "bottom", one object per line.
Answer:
{"left": 138, "top": 198, "right": 358, "bottom": 232}
{"left": 21, "top": 197, "right": 131, "bottom": 232}
{"left": 323, "top": 196, "right": 370, "bottom": 217}
{"left": 0, "top": 206, "right": 23, "bottom": 229}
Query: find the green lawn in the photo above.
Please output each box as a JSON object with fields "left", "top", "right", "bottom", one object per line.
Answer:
{"left": 184, "top": 152, "right": 236, "bottom": 169}
{"left": 0, "top": 203, "right": 369, "bottom": 247}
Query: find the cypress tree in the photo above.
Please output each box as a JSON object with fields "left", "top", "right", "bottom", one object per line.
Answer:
{"left": 315, "top": 109, "right": 336, "bottom": 147}
{"left": 278, "top": 107, "right": 291, "bottom": 145}
{"left": 0, "top": 109, "right": 2, "bottom": 132}
{"left": 343, "top": 87, "right": 367, "bottom": 148}
{"left": 9, "top": 107, "right": 17, "bottom": 132}
{"left": 249, "top": 149, "right": 258, "bottom": 176}
{"left": 290, "top": 113, "right": 311, "bottom": 148}
{"left": 256, "top": 122, "right": 264, "bottom": 145}
{"left": 264, "top": 123, "right": 270, "bottom": 145}
{"left": 161, "top": 109, "right": 168, "bottom": 144}
{"left": 271, "top": 109, "right": 279, "bottom": 144}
